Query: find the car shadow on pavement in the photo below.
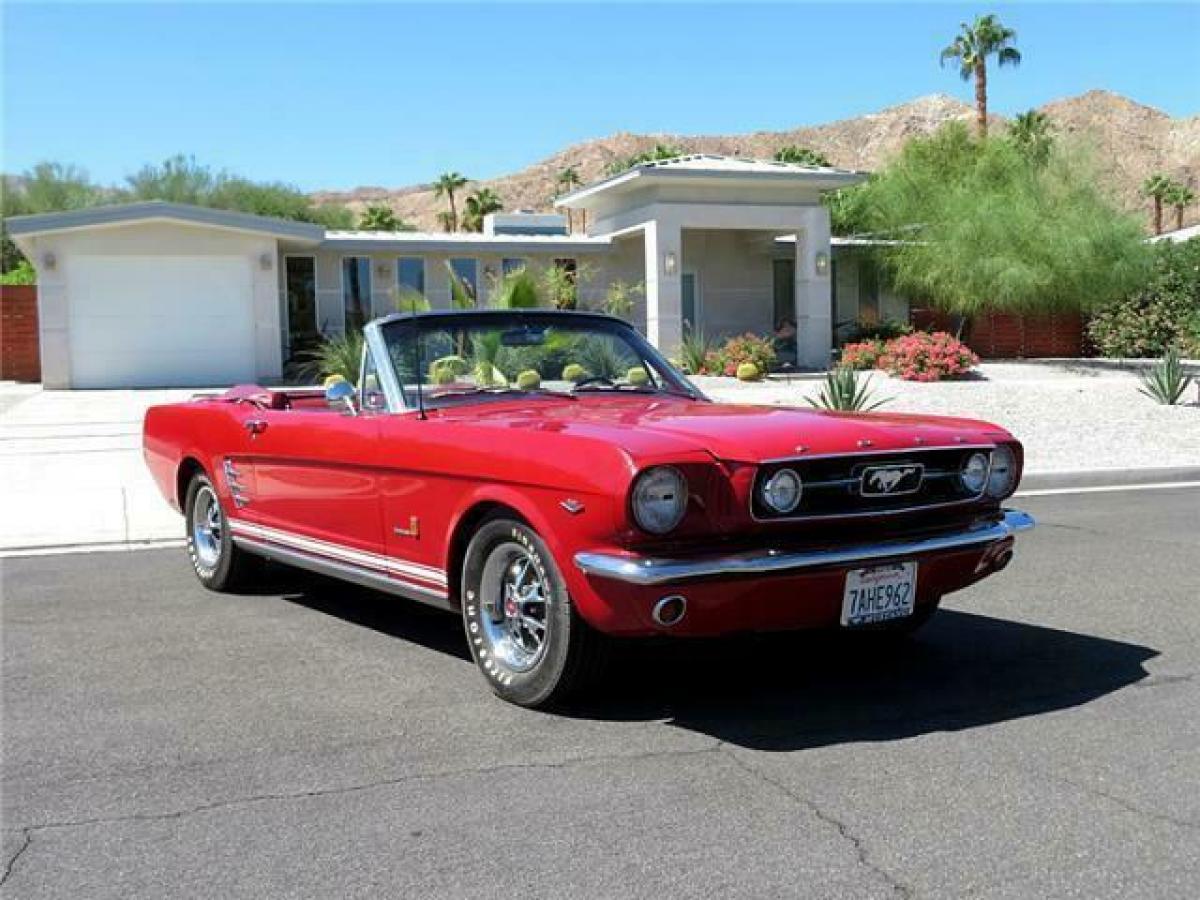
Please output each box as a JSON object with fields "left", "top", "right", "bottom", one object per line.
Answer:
{"left": 566, "top": 611, "right": 1158, "bottom": 751}
{"left": 273, "top": 568, "right": 1156, "bottom": 753}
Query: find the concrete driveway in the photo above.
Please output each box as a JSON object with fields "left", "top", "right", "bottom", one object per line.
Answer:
{"left": 0, "top": 386, "right": 194, "bottom": 551}
{"left": 2, "top": 488, "right": 1198, "bottom": 898}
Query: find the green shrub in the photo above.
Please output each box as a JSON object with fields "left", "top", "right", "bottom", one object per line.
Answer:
{"left": 678, "top": 327, "right": 715, "bottom": 375}
{"left": 626, "top": 366, "right": 649, "bottom": 386}
{"left": 0, "top": 260, "right": 36, "bottom": 285}
{"left": 736, "top": 362, "right": 761, "bottom": 381}
{"left": 428, "top": 354, "right": 468, "bottom": 382}
{"left": 300, "top": 330, "right": 363, "bottom": 384}
{"left": 1088, "top": 239, "right": 1200, "bottom": 358}
{"left": 838, "top": 339, "right": 886, "bottom": 370}
{"left": 516, "top": 369, "right": 542, "bottom": 390}
{"left": 561, "top": 363, "right": 588, "bottom": 383}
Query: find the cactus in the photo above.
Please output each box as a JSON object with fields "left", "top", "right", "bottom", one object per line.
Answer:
{"left": 429, "top": 354, "right": 468, "bottom": 382}
{"left": 516, "top": 369, "right": 542, "bottom": 390}
{"left": 474, "top": 361, "right": 507, "bottom": 387}
{"left": 562, "top": 363, "right": 588, "bottom": 383}
{"left": 626, "top": 366, "right": 650, "bottom": 386}
{"left": 736, "top": 362, "right": 761, "bottom": 382}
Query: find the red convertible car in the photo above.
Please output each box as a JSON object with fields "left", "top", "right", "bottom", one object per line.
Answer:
{"left": 144, "top": 310, "right": 1034, "bottom": 707}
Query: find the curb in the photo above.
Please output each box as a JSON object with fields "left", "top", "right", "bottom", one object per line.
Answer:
{"left": 1018, "top": 466, "right": 1200, "bottom": 493}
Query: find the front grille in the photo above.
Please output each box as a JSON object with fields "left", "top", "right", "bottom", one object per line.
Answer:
{"left": 752, "top": 446, "right": 993, "bottom": 520}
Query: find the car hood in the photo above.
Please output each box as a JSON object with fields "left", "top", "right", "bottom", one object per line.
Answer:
{"left": 435, "top": 395, "right": 1013, "bottom": 463}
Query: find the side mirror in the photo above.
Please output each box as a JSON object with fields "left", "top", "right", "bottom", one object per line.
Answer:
{"left": 325, "top": 379, "right": 358, "bottom": 415}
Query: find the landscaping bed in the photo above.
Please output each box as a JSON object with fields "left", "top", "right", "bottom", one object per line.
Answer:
{"left": 695, "top": 362, "right": 1200, "bottom": 473}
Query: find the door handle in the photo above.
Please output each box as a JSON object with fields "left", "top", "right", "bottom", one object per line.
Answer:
{"left": 243, "top": 419, "right": 268, "bottom": 436}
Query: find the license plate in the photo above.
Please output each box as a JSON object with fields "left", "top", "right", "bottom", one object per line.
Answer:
{"left": 841, "top": 562, "right": 918, "bottom": 627}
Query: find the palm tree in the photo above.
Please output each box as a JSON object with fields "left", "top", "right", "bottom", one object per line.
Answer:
{"left": 433, "top": 171, "right": 468, "bottom": 232}
{"left": 556, "top": 166, "right": 582, "bottom": 232}
{"left": 1142, "top": 174, "right": 1174, "bottom": 235}
{"left": 1008, "top": 109, "right": 1054, "bottom": 165}
{"left": 357, "top": 203, "right": 402, "bottom": 232}
{"left": 461, "top": 187, "right": 503, "bottom": 232}
{"left": 774, "top": 146, "right": 831, "bottom": 167}
{"left": 940, "top": 14, "right": 1022, "bottom": 138}
{"left": 1164, "top": 182, "right": 1196, "bottom": 232}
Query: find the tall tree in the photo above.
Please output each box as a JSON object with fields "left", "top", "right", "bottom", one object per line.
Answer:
{"left": 1164, "top": 182, "right": 1196, "bottom": 232}
{"left": 1007, "top": 109, "right": 1054, "bottom": 165}
{"left": 357, "top": 204, "right": 410, "bottom": 232}
{"left": 461, "top": 187, "right": 503, "bottom": 232}
{"left": 940, "top": 14, "right": 1022, "bottom": 138}
{"left": 433, "top": 171, "right": 468, "bottom": 232}
{"left": 1142, "top": 174, "right": 1174, "bottom": 235}
{"left": 774, "top": 146, "right": 832, "bottom": 167}
{"left": 556, "top": 166, "right": 582, "bottom": 232}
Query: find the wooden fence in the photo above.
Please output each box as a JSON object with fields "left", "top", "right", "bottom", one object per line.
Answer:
{"left": 1, "top": 284, "right": 40, "bottom": 382}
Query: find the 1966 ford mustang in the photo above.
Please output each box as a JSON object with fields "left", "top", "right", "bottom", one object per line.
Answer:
{"left": 144, "top": 309, "right": 1034, "bottom": 707}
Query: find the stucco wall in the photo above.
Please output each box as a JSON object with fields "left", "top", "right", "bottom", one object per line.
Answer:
{"left": 25, "top": 220, "right": 282, "bottom": 388}
{"left": 682, "top": 230, "right": 774, "bottom": 340}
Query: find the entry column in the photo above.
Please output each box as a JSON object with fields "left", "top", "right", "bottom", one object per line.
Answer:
{"left": 643, "top": 218, "right": 683, "bottom": 352}
{"left": 794, "top": 207, "right": 833, "bottom": 369}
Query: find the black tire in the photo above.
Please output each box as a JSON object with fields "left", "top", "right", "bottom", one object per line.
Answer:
{"left": 184, "top": 472, "right": 261, "bottom": 592}
{"left": 461, "top": 517, "right": 605, "bottom": 708}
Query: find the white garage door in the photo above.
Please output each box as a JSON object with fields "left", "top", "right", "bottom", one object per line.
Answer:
{"left": 67, "top": 255, "right": 257, "bottom": 388}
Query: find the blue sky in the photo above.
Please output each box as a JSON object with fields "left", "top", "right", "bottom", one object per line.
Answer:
{"left": 4, "top": 2, "right": 1198, "bottom": 191}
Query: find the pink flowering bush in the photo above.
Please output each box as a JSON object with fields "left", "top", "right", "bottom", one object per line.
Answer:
{"left": 876, "top": 331, "right": 979, "bottom": 381}
{"left": 839, "top": 339, "right": 886, "bottom": 371}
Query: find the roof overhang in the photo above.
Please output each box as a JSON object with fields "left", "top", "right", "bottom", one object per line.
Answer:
{"left": 555, "top": 155, "right": 867, "bottom": 211}
{"left": 322, "top": 231, "right": 612, "bottom": 254}
{"left": 4, "top": 201, "right": 325, "bottom": 244}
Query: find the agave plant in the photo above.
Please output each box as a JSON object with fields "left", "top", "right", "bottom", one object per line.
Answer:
{"left": 677, "top": 326, "right": 714, "bottom": 375}
{"left": 299, "top": 330, "right": 364, "bottom": 384}
{"left": 1138, "top": 346, "right": 1195, "bottom": 406}
{"left": 806, "top": 366, "right": 890, "bottom": 412}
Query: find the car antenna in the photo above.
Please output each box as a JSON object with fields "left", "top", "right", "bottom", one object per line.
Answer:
{"left": 410, "top": 293, "right": 427, "bottom": 420}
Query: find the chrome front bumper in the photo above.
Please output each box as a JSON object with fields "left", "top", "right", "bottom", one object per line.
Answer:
{"left": 574, "top": 509, "right": 1035, "bottom": 587}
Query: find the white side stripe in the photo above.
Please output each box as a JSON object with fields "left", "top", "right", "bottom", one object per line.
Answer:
{"left": 228, "top": 519, "right": 448, "bottom": 587}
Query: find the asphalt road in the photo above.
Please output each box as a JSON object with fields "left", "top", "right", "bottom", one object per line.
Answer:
{"left": 2, "top": 488, "right": 1198, "bottom": 899}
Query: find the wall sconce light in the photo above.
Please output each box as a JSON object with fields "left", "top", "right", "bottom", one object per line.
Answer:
{"left": 814, "top": 251, "right": 830, "bottom": 276}
{"left": 663, "top": 251, "right": 678, "bottom": 276}
{"left": 41, "top": 251, "right": 57, "bottom": 271}
{"left": 259, "top": 252, "right": 274, "bottom": 271}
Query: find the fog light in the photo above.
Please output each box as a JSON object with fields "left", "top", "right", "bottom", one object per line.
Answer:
{"left": 652, "top": 594, "right": 687, "bottom": 626}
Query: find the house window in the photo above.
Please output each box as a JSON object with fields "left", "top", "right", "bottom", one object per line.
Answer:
{"left": 502, "top": 257, "right": 527, "bottom": 277}
{"left": 284, "top": 255, "right": 317, "bottom": 354}
{"left": 396, "top": 257, "right": 425, "bottom": 297}
{"left": 342, "top": 257, "right": 372, "bottom": 331}
{"left": 449, "top": 257, "right": 478, "bottom": 304}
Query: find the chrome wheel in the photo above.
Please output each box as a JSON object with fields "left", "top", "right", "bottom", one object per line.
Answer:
{"left": 191, "top": 485, "right": 222, "bottom": 569}
{"left": 480, "top": 544, "right": 550, "bottom": 673}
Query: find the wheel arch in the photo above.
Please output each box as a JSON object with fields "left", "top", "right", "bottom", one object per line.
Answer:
{"left": 176, "top": 456, "right": 208, "bottom": 509}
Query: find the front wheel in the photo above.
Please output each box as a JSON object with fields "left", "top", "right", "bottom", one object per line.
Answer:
{"left": 184, "top": 472, "right": 260, "bottom": 591}
{"left": 461, "top": 518, "right": 605, "bottom": 708}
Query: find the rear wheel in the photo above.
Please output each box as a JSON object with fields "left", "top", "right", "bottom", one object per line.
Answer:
{"left": 461, "top": 517, "right": 605, "bottom": 708}
{"left": 184, "top": 472, "right": 260, "bottom": 591}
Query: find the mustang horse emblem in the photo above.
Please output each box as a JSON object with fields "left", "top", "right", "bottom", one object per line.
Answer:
{"left": 862, "top": 464, "right": 922, "bottom": 496}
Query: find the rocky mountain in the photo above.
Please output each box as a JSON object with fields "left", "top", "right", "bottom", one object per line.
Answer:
{"left": 312, "top": 91, "right": 1200, "bottom": 233}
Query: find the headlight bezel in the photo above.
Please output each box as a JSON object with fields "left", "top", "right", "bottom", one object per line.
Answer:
{"left": 760, "top": 467, "right": 803, "bottom": 514}
{"left": 630, "top": 465, "right": 689, "bottom": 535}
{"left": 986, "top": 444, "right": 1019, "bottom": 499}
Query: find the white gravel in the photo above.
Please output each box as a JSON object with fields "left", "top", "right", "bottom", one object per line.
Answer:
{"left": 694, "top": 363, "right": 1200, "bottom": 474}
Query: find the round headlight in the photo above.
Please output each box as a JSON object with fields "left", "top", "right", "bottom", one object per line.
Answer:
{"left": 631, "top": 466, "right": 688, "bottom": 534}
{"left": 959, "top": 452, "right": 990, "bottom": 495}
{"left": 761, "top": 468, "right": 803, "bottom": 514}
{"left": 986, "top": 445, "right": 1018, "bottom": 499}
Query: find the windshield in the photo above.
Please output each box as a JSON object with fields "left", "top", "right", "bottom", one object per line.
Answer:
{"left": 379, "top": 313, "right": 698, "bottom": 410}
